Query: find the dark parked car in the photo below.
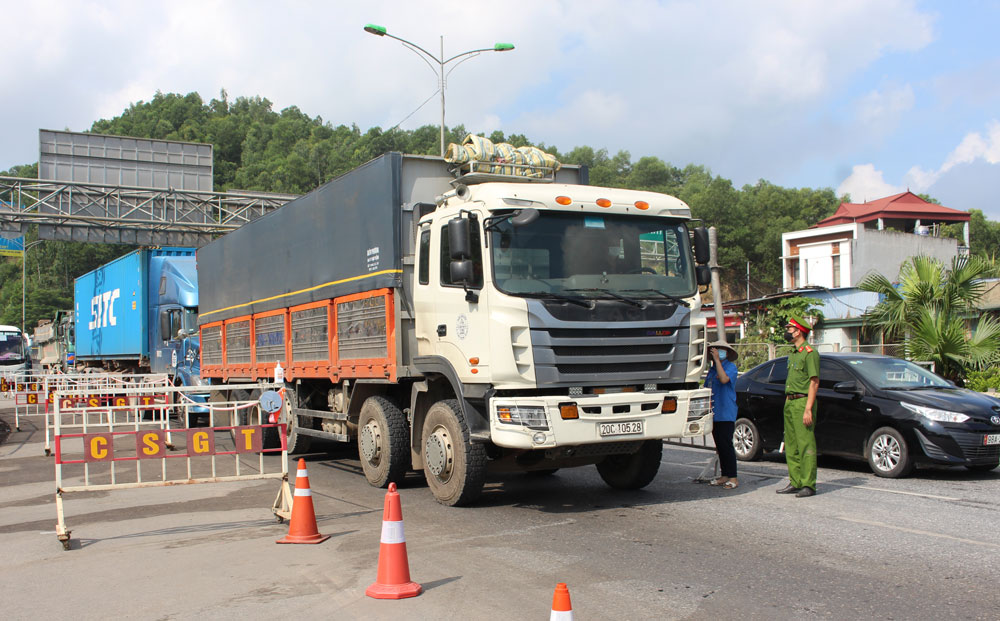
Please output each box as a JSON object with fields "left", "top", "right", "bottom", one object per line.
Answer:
{"left": 733, "top": 353, "right": 1000, "bottom": 477}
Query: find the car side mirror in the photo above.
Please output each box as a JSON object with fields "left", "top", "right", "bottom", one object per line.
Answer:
{"left": 833, "top": 380, "right": 862, "bottom": 395}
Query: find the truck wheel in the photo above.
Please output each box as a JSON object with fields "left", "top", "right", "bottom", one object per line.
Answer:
{"left": 358, "top": 396, "right": 410, "bottom": 488}
{"left": 285, "top": 388, "right": 312, "bottom": 455}
{"left": 596, "top": 440, "right": 662, "bottom": 490}
{"left": 421, "top": 399, "right": 487, "bottom": 506}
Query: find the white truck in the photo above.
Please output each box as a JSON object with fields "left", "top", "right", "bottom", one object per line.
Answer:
{"left": 198, "top": 152, "right": 713, "bottom": 505}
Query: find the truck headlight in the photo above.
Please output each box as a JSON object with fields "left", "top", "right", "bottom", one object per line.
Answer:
{"left": 496, "top": 404, "right": 549, "bottom": 430}
{"left": 688, "top": 397, "right": 711, "bottom": 421}
{"left": 900, "top": 401, "right": 969, "bottom": 423}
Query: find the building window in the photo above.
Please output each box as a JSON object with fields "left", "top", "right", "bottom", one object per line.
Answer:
{"left": 832, "top": 255, "right": 841, "bottom": 288}
{"left": 788, "top": 259, "right": 800, "bottom": 289}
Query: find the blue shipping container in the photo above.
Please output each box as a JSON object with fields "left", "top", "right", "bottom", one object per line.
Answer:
{"left": 75, "top": 251, "right": 149, "bottom": 361}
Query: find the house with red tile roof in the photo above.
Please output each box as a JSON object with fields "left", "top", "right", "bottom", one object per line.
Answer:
{"left": 779, "top": 192, "right": 971, "bottom": 349}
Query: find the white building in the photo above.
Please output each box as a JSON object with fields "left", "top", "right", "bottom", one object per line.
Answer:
{"left": 780, "top": 192, "right": 970, "bottom": 350}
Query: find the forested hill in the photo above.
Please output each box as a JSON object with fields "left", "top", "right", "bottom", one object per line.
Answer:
{"left": 4, "top": 90, "right": 998, "bottom": 329}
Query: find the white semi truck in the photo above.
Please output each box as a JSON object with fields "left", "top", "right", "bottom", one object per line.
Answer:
{"left": 198, "top": 152, "right": 713, "bottom": 505}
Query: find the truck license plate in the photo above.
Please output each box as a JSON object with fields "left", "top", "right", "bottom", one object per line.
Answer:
{"left": 985, "top": 434, "right": 1000, "bottom": 446}
{"left": 598, "top": 421, "right": 644, "bottom": 437}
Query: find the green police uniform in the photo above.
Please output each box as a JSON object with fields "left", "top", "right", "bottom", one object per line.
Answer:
{"left": 784, "top": 342, "right": 819, "bottom": 490}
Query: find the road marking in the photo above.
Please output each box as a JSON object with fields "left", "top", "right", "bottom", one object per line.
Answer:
{"left": 835, "top": 516, "right": 1000, "bottom": 549}
{"left": 660, "top": 458, "right": 962, "bottom": 501}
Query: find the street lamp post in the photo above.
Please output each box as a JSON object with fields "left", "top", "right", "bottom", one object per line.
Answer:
{"left": 364, "top": 24, "right": 514, "bottom": 157}
{"left": 22, "top": 240, "right": 44, "bottom": 336}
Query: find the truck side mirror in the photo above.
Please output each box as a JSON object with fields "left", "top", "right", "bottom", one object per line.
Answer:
{"left": 449, "top": 217, "right": 472, "bottom": 260}
{"left": 693, "top": 227, "right": 710, "bottom": 265}
{"left": 696, "top": 265, "right": 712, "bottom": 286}
{"left": 159, "top": 312, "right": 170, "bottom": 341}
{"left": 450, "top": 259, "right": 474, "bottom": 285}
{"left": 511, "top": 208, "right": 540, "bottom": 227}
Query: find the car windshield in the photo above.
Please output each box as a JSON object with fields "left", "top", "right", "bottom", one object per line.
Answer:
{"left": 489, "top": 211, "right": 696, "bottom": 299}
{"left": 842, "top": 357, "right": 950, "bottom": 389}
{"left": 0, "top": 331, "right": 27, "bottom": 362}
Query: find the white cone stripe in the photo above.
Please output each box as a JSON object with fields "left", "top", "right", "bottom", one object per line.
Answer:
{"left": 294, "top": 488, "right": 312, "bottom": 497}
{"left": 380, "top": 520, "right": 406, "bottom": 544}
{"left": 297, "top": 469, "right": 308, "bottom": 478}
{"left": 550, "top": 610, "right": 574, "bottom": 620}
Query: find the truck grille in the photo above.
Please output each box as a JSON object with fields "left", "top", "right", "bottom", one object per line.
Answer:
{"left": 530, "top": 325, "right": 687, "bottom": 385}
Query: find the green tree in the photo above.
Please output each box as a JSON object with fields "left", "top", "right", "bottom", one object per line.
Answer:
{"left": 858, "top": 255, "right": 1000, "bottom": 380}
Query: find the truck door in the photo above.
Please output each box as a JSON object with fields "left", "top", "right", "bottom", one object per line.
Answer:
{"left": 425, "top": 214, "right": 490, "bottom": 381}
{"left": 155, "top": 307, "right": 183, "bottom": 375}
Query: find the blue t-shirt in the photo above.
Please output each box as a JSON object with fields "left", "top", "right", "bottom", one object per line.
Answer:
{"left": 705, "top": 359, "right": 739, "bottom": 422}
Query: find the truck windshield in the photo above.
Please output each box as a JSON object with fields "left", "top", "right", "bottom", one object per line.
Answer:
{"left": 0, "top": 331, "right": 27, "bottom": 363}
{"left": 490, "top": 212, "right": 696, "bottom": 299}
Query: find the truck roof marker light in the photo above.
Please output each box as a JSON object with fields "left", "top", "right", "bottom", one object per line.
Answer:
{"left": 661, "top": 397, "right": 678, "bottom": 413}
{"left": 555, "top": 196, "right": 572, "bottom": 205}
{"left": 635, "top": 200, "right": 650, "bottom": 210}
{"left": 596, "top": 198, "right": 612, "bottom": 208}
{"left": 559, "top": 403, "right": 579, "bottom": 420}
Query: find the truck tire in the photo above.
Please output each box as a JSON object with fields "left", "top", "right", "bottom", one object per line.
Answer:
{"left": 358, "top": 396, "right": 410, "bottom": 488}
{"left": 285, "top": 387, "right": 312, "bottom": 455}
{"left": 421, "top": 399, "right": 487, "bottom": 506}
{"left": 595, "top": 439, "right": 662, "bottom": 490}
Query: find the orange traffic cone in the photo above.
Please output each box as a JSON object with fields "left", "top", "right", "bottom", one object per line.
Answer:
{"left": 276, "top": 458, "right": 330, "bottom": 544}
{"left": 550, "top": 583, "right": 574, "bottom": 620}
{"left": 366, "top": 482, "right": 421, "bottom": 599}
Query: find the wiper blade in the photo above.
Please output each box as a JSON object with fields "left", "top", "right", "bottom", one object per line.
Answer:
{"left": 565, "top": 288, "right": 645, "bottom": 308}
{"left": 518, "top": 291, "right": 593, "bottom": 308}
{"left": 621, "top": 288, "right": 690, "bottom": 307}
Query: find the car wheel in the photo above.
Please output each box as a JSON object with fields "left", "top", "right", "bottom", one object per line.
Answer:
{"left": 595, "top": 440, "right": 662, "bottom": 490}
{"left": 965, "top": 460, "right": 999, "bottom": 472}
{"left": 733, "top": 418, "right": 761, "bottom": 461}
{"left": 867, "top": 426, "right": 914, "bottom": 478}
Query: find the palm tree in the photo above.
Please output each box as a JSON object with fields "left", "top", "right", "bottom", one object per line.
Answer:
{"left": 858, "top": 255, "right": 1000, "bottom": 380}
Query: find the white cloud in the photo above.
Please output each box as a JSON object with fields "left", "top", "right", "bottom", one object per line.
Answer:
{"left": 0, "top": 0, "right": 938, "bottom": 187}
{"left": 900, "top": 120, "right": 1000, "bottom": 190}
{"left": 837, "top": 164, "right": 903, "bottom": 202}
{"left": 857, "top": 84, "right": 915, "bottom": 126}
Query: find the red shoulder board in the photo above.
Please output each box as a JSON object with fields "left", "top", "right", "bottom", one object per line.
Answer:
{"left": 805, "top": 345, "right": 813, "bottom": 353}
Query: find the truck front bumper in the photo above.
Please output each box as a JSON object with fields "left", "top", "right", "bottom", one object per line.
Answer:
{"left": 488, "top": 389, "right": 713, "bottom": 450}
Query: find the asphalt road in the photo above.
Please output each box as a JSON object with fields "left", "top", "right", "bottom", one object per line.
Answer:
{"left": 2, "top": 403, "right": 998, "bottom": 620}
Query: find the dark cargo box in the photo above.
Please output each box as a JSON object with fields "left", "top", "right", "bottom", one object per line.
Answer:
{"left": 199, "top": 153, "right": 438, "bottom": 324}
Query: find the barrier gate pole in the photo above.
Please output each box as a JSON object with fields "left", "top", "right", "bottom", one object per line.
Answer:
{"left": 53, "top": 395, "right": 71, "bottom": 550}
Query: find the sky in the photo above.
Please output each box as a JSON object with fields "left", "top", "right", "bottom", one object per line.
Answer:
{"left": 3, "top": 0, "right": 1000, "bottom": 219}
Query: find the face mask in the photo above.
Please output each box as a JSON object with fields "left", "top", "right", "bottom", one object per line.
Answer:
{"left": 783, "top": 331, "right": 795, "bottom": 342}
{"left": 717, "top": 350, "right": 727, "bottom": 360}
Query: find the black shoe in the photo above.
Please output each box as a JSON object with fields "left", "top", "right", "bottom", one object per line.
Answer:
{"left": 776, "top": 484, "right": 801, "bottom": 494}
{"left": 795, "top": 487, "right": 816, "bottom": 498}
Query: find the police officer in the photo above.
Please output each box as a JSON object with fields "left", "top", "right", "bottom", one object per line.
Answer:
{"left": 776, "top": 315, "right": 819, "bottom": 498}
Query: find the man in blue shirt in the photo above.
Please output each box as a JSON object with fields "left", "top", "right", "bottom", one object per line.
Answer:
{"left": 705, "top": 340, "right": 739, "bottom": 489}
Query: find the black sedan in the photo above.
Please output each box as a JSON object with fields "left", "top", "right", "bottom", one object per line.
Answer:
{"left": 733, "top": 353, "right": 1000, "bottom": 477}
